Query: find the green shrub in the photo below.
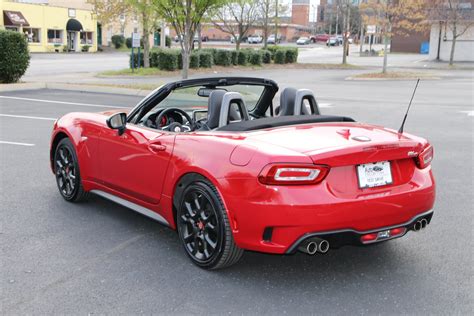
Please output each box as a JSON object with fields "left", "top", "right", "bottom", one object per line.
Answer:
{"left": 274, "top": 49, "right": 286, "bottom": 64}
{"left": 261, "top": 50, "right": 271, "bottom": 64}
{"left": 111, "top": 35, "right": 125, "bottom": 49}
{"left": 178, "top": 51, "right": 183, "bottom": 69}
{"left": 266, "top": 45, "right": 279, "bottom": 60}
{"left": 129, "top": 51, "right": 144, "bottom": 68}
{"left": 0, "top": 30, "right": 30, "bottom": 83}
{"left": 81, "top": 45, "right": 90, "bottom": 52}
{"left": 198, "top": 51, "right": 213, "bottom": 68}
{"left": 150, "top": 49, "right": 160, "bottom": 67}
{"left": 165, "top": 35, "right": 172, "bottom": 48}
{"left": 201, "top": 48, "right": 217, "bottom": 64}
{"left": 158, "top": 50, "right": 180, "bottom": 71}
{"left": 237, "top": 50, "right": 249, "bottom": 65}
{"left": 285, "top": 48, "right": 298, "bottom": 63}
{"left": 249, "top": 50, "right": 263, "bottom": 65}
{"left": 190, "top": 52, "right": 200, "bottom": 69}
{"left": 215, "top": 49, "right": 232, "bottom": 66}
{"left": 230, "top": 50, "right": 238, "bottom": 65}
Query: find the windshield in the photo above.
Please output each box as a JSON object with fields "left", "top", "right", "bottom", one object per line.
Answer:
{"left": 157, "top": 84, "right": 265, "bottom": 112}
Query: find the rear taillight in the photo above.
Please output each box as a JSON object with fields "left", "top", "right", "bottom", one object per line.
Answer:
{"left": 416, "top": 145, "right": 434, "bottom": 169}
{"left": 258, "top": 164, "right": 329, "bottom": 185}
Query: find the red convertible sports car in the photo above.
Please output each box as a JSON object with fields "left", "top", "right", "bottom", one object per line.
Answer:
{"left": 50, "top": 77, "right": 435, "bottom": 269}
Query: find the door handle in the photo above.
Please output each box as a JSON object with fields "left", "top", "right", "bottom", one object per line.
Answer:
{"left": 148, "top": 143, "right": 167, "bottom": 152}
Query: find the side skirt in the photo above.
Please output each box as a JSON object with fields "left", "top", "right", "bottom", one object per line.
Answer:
{"left": 90, "top": 189, "right": 169, "bottom": 226}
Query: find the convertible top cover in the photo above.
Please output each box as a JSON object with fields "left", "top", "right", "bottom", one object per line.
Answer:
{"left": 217, "top": 115, "right": 356, "bottom": 132}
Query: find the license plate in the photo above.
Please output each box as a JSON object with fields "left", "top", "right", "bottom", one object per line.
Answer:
{"left": 357, "top": 161, "right": 393, "bottom": 188}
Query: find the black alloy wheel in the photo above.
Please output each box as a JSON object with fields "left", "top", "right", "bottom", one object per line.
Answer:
{"left": 54, "top": 138, "right": 88, "bottom": 202}
{"left": 177, "top": 179, "right": 243, "bottom": 269}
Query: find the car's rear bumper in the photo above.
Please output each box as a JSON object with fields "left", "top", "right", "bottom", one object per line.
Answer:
{"left": 220, "top": 167, "right": 435, "bottom": 254}
{"left": 285, "top": 209, "right": 434, "bottom": 254}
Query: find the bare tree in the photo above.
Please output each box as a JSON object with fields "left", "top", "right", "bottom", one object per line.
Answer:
{"left": 360, "top": 0, "right": 427, "bottom": 73}
{"left": 128, "top": 0, "right": 160, "bottom": 68}
{"left": 433, "top": 0, "right": 474, "bottom": 65}
{"left": 258, "top": 0, "right": 273, "bottom": 49}
{"left": 87, "top": 0, "right": 131, "bottom": 26}
{"left": 153, "top": 0, "right": 223, "bottom": 78}
{"left": 213, "top": 0, "right": 259, "bottom": 50}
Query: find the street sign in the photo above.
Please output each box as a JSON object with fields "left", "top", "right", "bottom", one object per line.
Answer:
{"left": 132, "top": 32, "right": 140, "bottom": 48}
{"left": 366, "top": 25, "right": 376, "bottom": 34}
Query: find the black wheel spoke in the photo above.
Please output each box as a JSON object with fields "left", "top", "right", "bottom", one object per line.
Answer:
{"left": 204, "top": 233, "right": 217, "bottom": 250}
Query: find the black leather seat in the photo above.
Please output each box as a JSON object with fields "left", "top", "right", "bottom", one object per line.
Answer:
{"left": 206, "top": 90, "right": 244, "bottom": 129}
{"left": 278, "top": 87, "right": 298, "bottom": 116}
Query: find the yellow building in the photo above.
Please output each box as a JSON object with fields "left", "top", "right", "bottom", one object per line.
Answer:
{"left": 0, "top": 0, "right": 97, "bottom": 52}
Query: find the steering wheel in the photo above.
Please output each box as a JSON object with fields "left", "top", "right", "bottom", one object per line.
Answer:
{"left": 155, "top": 108, "right": 193, "bottom": 132}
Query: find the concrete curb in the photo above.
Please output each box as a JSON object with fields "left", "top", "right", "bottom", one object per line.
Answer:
{"left": 0, "top": 82, "right": 154, "bottom": 96}
{"left": 345, "top": 76, "right": 441, "bottom": 81}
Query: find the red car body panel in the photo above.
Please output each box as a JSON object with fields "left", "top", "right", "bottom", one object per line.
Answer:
{"left": 50, "top": 78, "right": 435, "bottom": 255}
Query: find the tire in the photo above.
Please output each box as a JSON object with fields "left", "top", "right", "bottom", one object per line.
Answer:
{"left": 54, "top": 138, "right": 89, "bottom": 202}
{"left": 177, "top": 179, "right": 243, "bottom": 269}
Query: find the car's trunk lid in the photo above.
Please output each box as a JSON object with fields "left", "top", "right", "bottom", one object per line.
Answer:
{"left": 246, "top": 123, "right": 425, "bottom": 166}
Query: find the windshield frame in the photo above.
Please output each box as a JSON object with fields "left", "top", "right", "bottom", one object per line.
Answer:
{"left": 127, "top": 77, "right": 279, "bottom": 124}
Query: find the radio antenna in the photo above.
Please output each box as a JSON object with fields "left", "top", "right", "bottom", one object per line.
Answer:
{"left": 398, "top": 79, "right": 420, "bottom": 134}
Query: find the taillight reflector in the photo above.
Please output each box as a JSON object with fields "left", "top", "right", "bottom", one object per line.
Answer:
{"left": 258, "top": 164, "right": 330, "bottom": 185}
{"left": 416, "top": 145, "right": 434, "bottom": 169}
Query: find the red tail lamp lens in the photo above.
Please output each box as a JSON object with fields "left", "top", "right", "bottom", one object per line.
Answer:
{"left": 258, "top": 164, "right": 330, "bottom": 185}
{"left": 416, "top": 145, "right": 434, "bottom": 169}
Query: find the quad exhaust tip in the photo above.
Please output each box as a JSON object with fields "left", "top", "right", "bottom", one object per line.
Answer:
{"left": 298, "top": 238, "right": 330, "bottom": 255}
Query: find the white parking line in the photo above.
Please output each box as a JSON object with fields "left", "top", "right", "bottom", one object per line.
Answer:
{"left": 0, "top": 141, "right": 35, "bottom": 146}
{"left": 0, "top": 96, "right": 126, "bottom": 109}
{"left": 0, "top": 114, "right": 57, "bottom": 121}
{"left": 459, "top": 111, "right": 474, "bottom": 116}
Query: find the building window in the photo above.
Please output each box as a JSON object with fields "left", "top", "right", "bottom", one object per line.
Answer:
{"left": 5, "top": 26, "right": 18, "bottom": 32}
{"left": 23, "top": 27, "right": 41, "bottom": 43}
{"left": 47, "top": 29, "right": 63, "bottom": 44}
{"left": 80, "top": 31, "right": 93, "bottom": 45}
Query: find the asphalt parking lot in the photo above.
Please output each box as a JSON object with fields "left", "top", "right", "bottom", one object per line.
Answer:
{"left": 1, "top": 74, "right": 472, "bottom": 314}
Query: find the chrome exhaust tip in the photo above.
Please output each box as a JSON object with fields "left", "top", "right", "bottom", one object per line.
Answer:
{"left": 413, "top": 220, "right": 422, "bottom": 232}
{"left": 298, "top": 240, "right": 318, "bottom": 255}
{"left": 318, "top": 240, "right": 330, "bottom": 254}
{"left": 420, "top": 219, "right": 428, "bottom": 229}
{"left": 306, "top": 241, "right": 318, "bottom": 255}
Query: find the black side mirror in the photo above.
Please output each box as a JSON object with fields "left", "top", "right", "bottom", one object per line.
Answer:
{"left": 106, "top": 112, "right": 127, "bottom": 135}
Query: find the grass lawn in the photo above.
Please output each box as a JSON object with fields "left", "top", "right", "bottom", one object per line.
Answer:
{"left": 98, "top": 68, "right": 168, "bottom": 76}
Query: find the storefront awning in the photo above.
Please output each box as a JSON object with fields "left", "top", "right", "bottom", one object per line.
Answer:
{"left": 3, "top": 11, "right": 29, "bottom": 26}
{"left": 66, "top": 19, "right": 83, "bottom": 32}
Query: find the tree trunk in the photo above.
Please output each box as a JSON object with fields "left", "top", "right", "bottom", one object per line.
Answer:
{"left": 181, "top": 1, "right": 191, "bottom": 79}
{"left": 142, "top": 12, "right": 150, "bottom": 68}
{"left": 382, "top": 34, "right": 389, "bottom": 74}
{"left": 275, "top": 0, "right": 279, "bottom": 41}
{"left": 342, "top": 5, "right": 349, "bottom": 65}
{"left": 197, "top": 23, "right": 202, "bottom": 50}
{"left": 160, "top": 21, "right": 166, "bottom": 49}
{"left": 236, "top": 40, "right": 241, "bottom": 51}
{"left": 181, "top": 49, "right": 189, "bottom": 79}
{"left": 359, "top": 22, "right": 364, "bottom": 54}
{"left": 449, "top": 23, "right": 457, "bottom": 66}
